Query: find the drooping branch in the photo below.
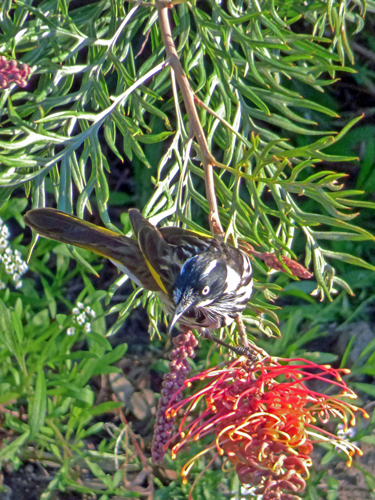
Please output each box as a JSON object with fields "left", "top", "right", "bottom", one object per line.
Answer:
{"left": 155, "top": 1, "right": 223, "bottom": 235}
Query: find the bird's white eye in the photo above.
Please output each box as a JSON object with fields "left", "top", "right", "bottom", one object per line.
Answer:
{"left": 201, "top": 286, "right": 210, "bottom": 295}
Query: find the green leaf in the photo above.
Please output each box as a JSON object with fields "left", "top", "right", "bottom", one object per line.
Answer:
{"left": 0, "top": 432, "right": 29, "bottom": 462}
{"left": 86, "top": 331, "right": 112, "bottom": 350}
{"left": 352, "top": 383, "right": 375, "bottom": 398}
{"left": 135, "top": 131, "right": 175, "bottom": 144}
{"left": 321, "top": 249, "right": 375, "bottom": 271}
{"left": 0, "top": 392, "right": 22, "bottom": 405}
{"left": 321, "top": 449, "right": 336, "bottom": 465}
{"left": 29, "top": 366, "right": 47, "bottom": 440}
{"left": 95, "top": 343, "right": 127, "bottom": 367}
{"left": 81, "top": 422, "right": 104, "bottom": 437}
{"left": 84, "top": 458, "right": 108, "bottom": 481}
{"left": 84, "top": 401, "right": 123, "bottom": 417}
{"left": 48, "top": 384, "right": 95, "bottom": 406}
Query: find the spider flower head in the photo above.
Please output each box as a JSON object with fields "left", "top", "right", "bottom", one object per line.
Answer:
{"left": 165, "top": 357, "right": 368, "bottom": 500}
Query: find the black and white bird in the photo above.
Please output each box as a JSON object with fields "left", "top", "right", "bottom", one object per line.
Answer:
{"left": 24, "top": 208, "right": 253, "bottom": 336}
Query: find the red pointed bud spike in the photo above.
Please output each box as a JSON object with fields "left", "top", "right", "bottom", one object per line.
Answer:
{"left": 151, "top": 331, "right": 197, "bottom": 464}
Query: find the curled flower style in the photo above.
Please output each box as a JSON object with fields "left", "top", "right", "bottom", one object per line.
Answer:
{"left": 165, "top": 357, "right": 368, "bottom": 500}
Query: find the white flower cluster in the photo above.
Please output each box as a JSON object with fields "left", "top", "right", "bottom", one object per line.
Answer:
{"left": 0, "top": 218, "right": 10, "bottom": 248}
{"left": 66, "top": 301, "right": 96, "bottom": 335}
{"left": 231, "top": 485, "right": 263, "bottom": 500}
{"left": 337, "top": 422, "right": 357, "bottom": 440}
{"left": 0, "top": 218, "right": 28, "bottom": 290}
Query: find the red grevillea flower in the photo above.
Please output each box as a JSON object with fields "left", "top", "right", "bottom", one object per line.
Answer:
{"left": 165, "top": 357, "right": 369, "bottom": 500}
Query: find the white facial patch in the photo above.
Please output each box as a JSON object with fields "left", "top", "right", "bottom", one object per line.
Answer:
{"left": 224, "top": 265, "right": 241, "bottom": 293}
{"left": 202, "top": 259, "right": 218, "bottom": 277}
{"left": 196, "top": 298, "right": 214, "bottom": 308}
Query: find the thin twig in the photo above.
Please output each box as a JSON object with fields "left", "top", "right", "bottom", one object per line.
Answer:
{"left": 115, "top": 425, "right": 128, "bottom": 471}
{"left": 194, "top": 94, "right": 252, "bottom": 149}
{"left": 135, "top": 29, "right": 151, "bottom": 58}
{"left": 113, "top": 398, "right": 154, "bottom": 500}
{"left": 155, "top": 1, "right": 223, "bottom": 235}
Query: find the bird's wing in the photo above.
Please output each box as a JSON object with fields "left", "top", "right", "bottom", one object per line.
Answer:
{"left": 129, "top": 209, "right": 181, "bottom": 294}
{"left": 159, "top": 226, "right": 213, "bottom": 260}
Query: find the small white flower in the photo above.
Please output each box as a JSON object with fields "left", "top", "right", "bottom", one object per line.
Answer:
{"left": 337, "top": 423, "right": 357, "bottom": 439}
{"left": 0, "top": 234, "right": 28, "bottom": 289}
{"left": 77, "top": 313, "right": 86, "bottom": 325}
{"left": 0, "top": 281, "right": 6, "bottom": 290}
{"left": 21, "top": 261, "right": 28, "bottom": 270}
{"left": 69, "top": 301, "right": 96, "bottom": 333}
{"left": 0, "top": 237, "right": 8, "bottom": 250}
{"left": 0, "top": 221, "right": 10, "bottom": 240}
{"left": 67, "top": 327, "right": 76, "bottom": 336}
{"left": 5, "top": 263, "right": 15, "bottom": 274}
{"left": 230, "top": 484, "right": 263, "bottom": 500}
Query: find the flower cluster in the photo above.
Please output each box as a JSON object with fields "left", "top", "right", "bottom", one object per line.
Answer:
{"left": 152, "top": 331, "right": 198, "bottom": 464}
{"left": 0, "top": 219, "right": 10, "bottom": 249}
{"left": 0, "top": 56, "right": 31, "bottom": 89}
{"left": 0, "top": 218, "right": 28, "bottom": 290}
{"left": 263, "top": 253, "right": 313, "bottom": 279}
{"left": 240, "top": 242, "right": 312, "bottom": 280}
{"left": 165, "top": 357, "right": 368, "bottom": 500}
{"left": 66, "top": 302, "right": 96, "bottom": 335}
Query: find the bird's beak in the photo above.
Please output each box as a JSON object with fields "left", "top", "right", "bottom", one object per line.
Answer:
{"left": 168, "top": 290, "right": 195, "bottom": 334}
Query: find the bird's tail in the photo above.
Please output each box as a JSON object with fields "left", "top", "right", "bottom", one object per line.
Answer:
{"left": 24, "top": 208, "right": 160, "bottom": 290}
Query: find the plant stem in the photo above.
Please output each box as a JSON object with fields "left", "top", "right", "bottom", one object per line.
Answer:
{"left": 155, "top": 1, "right": 223, "bottom": 234}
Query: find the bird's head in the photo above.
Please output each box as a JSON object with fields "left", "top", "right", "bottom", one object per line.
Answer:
{"left": 168, "top": 255, "right": 228, "bottom": 332}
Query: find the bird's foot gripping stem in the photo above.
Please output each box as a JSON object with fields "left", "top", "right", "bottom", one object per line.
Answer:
{"left": 200, "top": 328, "right": 267, "bottom": 362}
{"left": 234, "top": 315, "right": 268, "bottom": 361}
